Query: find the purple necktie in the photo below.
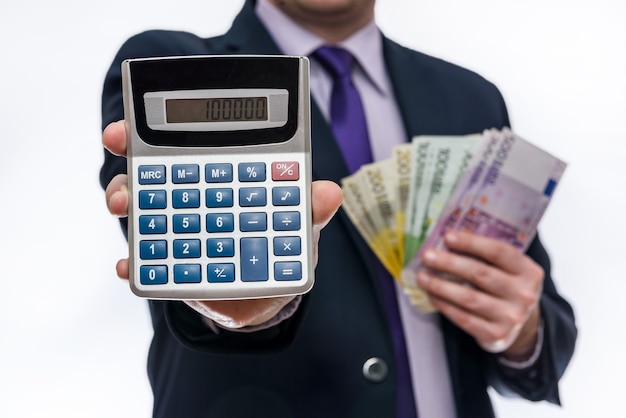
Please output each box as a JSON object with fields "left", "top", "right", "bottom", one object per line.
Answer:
{"left": 313, "top": 46, "right": 417, "bottom": 418}
{"left": 313, "top": 46, "right": 373, "bottom": 174}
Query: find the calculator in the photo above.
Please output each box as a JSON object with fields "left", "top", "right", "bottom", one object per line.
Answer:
{"left": 122, "top": 55, "right": 313, "bottom": 300}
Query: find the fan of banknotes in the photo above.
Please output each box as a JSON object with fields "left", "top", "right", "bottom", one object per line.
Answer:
{"left": 340, "top": 128, "right": 567, "bottom": 312}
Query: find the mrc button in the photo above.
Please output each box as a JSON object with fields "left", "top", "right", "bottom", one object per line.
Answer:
{"left": 138, "top": 165, "right": 166, "bottom": 184}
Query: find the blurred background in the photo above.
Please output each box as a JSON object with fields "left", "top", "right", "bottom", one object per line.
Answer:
{"left": 1, "top": 0, "right": 624, "bottom": 416}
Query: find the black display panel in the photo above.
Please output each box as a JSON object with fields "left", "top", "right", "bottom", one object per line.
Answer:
{"left": 130, "top": 56, "right": 300, "bottom": 147}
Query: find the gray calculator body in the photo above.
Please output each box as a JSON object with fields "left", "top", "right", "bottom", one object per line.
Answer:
{"left": 122, "top": 55, "right": 313, "bottom": 300}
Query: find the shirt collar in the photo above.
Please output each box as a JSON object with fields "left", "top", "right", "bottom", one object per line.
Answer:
{"left": 256, "top": 0, "right": 390, "bottom": 96}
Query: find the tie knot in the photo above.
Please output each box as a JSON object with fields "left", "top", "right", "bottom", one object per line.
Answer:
{"left": 313, "top": 45, "right": 354, "bottom": 80}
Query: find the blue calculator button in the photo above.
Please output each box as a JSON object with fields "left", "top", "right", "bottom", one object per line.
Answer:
{"left": 240, "top": 237, "right": 268, "bottom": 282}
{"left": 207, "top": 263, "right": 235, "bottom": 283}
{"left": 138, "top": 165, "right": 166, "bottom": 185}
{"left": 272, "top": 187, "right": 300, "bottom": 206}
{"left": 172, "top": 164, "right": 199, "bottom": 184}
{"left": 273, "top": 212, "right": 301, "bottom": 231}
{"left": 172, "top": 189, "right": 200, "bottom": 208}
{"left": 139, "top": 190, "right": 167, "bottom": 209}
{"left": 238, "top": 162, "right": 266, "bottom": 182}
{"left": 139, "top": 215, "right": 167, "bottom": 234}
{"left": 206, "top": 163, "right": 233, "bottom": 183}
{"left": 206, "top": 213, "right": 235, "bottom": 233}
{"left": 173, "top": 239, "right": 201, "bottom": 258}
{"left": 173, "top": 214, "right": 201, "bottom": 233}
{"left": 273, "top": 236, "right": 301, "bottom": 256}
{"left": 274, "top": 261, "right": 302, "bottom": 281}
{"left": 239, "top": 187, "right": 267, "bottom": 207}
{"left": 206, "top": 188, "right": 233, "bottom": 208}
{"left": 240, "top": 212, "right": 267, "bottom": 232}
{"left": 206, "top": 238, "right": 235, "bottom": 257}
{"left": 140, "top": 265, "right": 168, "bottom": 285}
{"left": 140, "top": 240, "right": 168, "bottom": 260}
{"left": 174, "top": 264, "right": 202, "bottom": 283}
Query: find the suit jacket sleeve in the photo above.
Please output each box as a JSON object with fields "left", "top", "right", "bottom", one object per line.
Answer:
{"left": 484, "top": 234, "right": 577, "bottom": 404}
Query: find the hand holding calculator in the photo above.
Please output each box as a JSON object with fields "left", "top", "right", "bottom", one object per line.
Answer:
{"left": 121, "top": 55, "right": 315, "bottom": 301}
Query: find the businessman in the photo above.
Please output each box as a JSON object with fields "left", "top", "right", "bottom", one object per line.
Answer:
{"left": 100, "top": 1, "right": 577, "bottom": 417}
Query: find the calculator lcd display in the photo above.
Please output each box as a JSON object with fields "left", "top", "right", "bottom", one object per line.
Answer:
{"left": 166, "top": 97, "right": 268, "bottom": 123}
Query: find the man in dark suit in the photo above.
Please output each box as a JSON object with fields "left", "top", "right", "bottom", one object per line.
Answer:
{"left": 100, "top": 0, "right": 577, "bottom": 417}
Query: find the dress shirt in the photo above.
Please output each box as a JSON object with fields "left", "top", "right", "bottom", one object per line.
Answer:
{"left": 257, "top": 1, "right": 457, "bottom": 417}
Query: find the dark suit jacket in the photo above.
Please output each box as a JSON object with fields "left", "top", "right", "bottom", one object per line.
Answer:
{"left": 100, "top": 1, "right": 577, "bottom": 417}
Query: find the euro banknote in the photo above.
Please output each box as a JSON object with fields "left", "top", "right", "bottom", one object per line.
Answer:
{"left": 341, "top": 128, "right": 566, "bottom": 312}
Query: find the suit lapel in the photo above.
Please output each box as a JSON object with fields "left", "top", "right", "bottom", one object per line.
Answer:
{"left": 309, "top": 102, "right": 381, "bottom": 285}
{"left": 383, "top": 37, "right": 451, "bottom": 137}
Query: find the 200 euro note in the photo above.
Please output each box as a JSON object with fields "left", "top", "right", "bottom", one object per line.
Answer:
{"left": 341, "top": 169, "right": 401, "bottom": 277}
{"left": 359, "top": 160, "right": 403, "bottom": 276}
{"left": 392, "top": 144, "right": 412, "bottom": 265}
{"left": 402, "top": 129, "right": 567, "bottom": 311}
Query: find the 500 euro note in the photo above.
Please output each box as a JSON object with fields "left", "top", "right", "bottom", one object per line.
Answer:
{"left": 402, "top": 129, "right": 567, "bottom": 308}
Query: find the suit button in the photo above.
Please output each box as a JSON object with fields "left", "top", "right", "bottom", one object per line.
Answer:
{"left": 362, "top": 357, "right": 388, "bottom": 383}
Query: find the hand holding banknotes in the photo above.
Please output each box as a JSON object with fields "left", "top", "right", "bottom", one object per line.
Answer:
{"left": 341, "top": 128, "right": 566, "bottom": 358}
{"left": 102, "top": 120, "right": 343, "bottom": 328}
{"left": 417, "top": 230, "right": 543, "bottom": 358}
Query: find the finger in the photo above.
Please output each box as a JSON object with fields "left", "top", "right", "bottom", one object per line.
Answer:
{"left": 421, "top": 248, "right": 511, "bottom": 297}
{"left": 443, "top": 230, "right": 524, "bottom": 274}
{"left": 427, "top": 291, "right": 519, "bottom": 353}
{"left": 310, "top": 180, "right": 342, "bottom": 266}
{"left": 417, "top": 269, "right": 505, "bottom": 322}
{"left": 311, "top": 180, "right": 343, "bottom": 229}
{"left": 116, "top": 258, "right": 129, "bottom": 280}
{"left": 105, "top": 173, "right": 129, "bottom": 217}
{"left": 103, "top": 120, "right": 127, "bottom": 157}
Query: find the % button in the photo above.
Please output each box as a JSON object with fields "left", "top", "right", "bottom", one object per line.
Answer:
{"left": 239, "top": 163, "right": 266, "bottom": 182}
{"left": 272, "top": 161, "right": 300, "bottom": 181}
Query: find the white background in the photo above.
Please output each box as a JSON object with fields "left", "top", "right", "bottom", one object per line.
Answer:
{"left": 1, "top": 1, "right": 624, "bottom": 417}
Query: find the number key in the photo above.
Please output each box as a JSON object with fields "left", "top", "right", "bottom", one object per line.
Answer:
{"left": 207, "top": 238, "right": 235, "bottom": 257}
{"left": 206, "top": 213, "right": 234, "bottom": 233}
{"left": 173, "top": 189, "right": 200, "bottom": 208}
{"left": 173, "top": 214, "right": 201, "bottom": 233}
{"left": 206, "top": 188, "right": 233, "bottom": 208}
{"left": 173, "top": 239, "right": 201, "bottom": 258}
{"left": 139, "top": 215, "right": 167, "bottom": 234}
{"left": 139, "top": 190, "right": 166, "bottom": 209}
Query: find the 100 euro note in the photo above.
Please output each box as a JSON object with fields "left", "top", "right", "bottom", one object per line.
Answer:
{"left": 402, "top": 135, "right": 481, "bottom": 264}
{"left": 402, "top": 129, "right": 567, "bottom": 309}
{"left": 400, "top": 134, "right": 483, "bottom": 310}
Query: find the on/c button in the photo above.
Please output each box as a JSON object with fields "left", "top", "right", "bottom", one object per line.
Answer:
{"left": 271, "top": 161, "right": 299, "bottom": 181}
